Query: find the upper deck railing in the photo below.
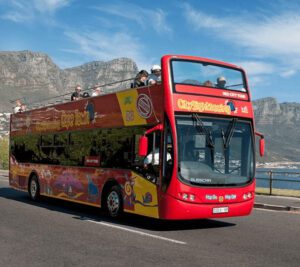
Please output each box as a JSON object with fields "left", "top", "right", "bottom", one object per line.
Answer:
{"left": 11, "top": 77, "right": 136, "bottom": 112}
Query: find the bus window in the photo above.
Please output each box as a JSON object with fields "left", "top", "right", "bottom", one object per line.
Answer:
{"left": 40, "top": 134, "right": 54, "bottom": 163}
{"left": 172, "top": 60, "right": 247, "bottom": 92}
{"left": 100, "top": 127, "right": 141, "bottom": 169}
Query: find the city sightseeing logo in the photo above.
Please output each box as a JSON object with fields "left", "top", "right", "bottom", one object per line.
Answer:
{"left": 136, "top": 94, "right": 153, "bottom": 119}
{"left": 177, "top": 99, "right": 231, "bottom": 115}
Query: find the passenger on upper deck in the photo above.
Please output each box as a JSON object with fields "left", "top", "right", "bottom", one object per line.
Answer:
{"left": 20, "top": 104, "right": 27, "bottom": 112}
{"left": 71, "top": 85, "right": 82, "bottom": 101}
{"left": 91, "top": 84, "right": 104, "bottom": 96}
{"left": 14, "top": 99, "right": 26, "bottom": 113}
{"left": 148, "top": 65, "right": 161, "bottom": 85}
{"left": 216, "top": 76, "right": 226, "bottom": 88}
{"left": 82, "top": 92, "right": 90, "bottom": 98}
{"left": 203, "top": 80, "right": 213, "bottom": 87}
{"left": 131, "top": 70, "right": 149, "bottom": 88}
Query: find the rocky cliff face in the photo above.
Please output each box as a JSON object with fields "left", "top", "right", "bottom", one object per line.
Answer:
{"left": 1, "top": 51, "right": 300, "bottom": 163}
{"left": 0, "top": 51, "right": 138, "bottom": 112}
{"left": 0, "top": 51, "right": 62, "bottom": 111}
{"left": 253, "top": 97, "right": 300, "bottom": 162}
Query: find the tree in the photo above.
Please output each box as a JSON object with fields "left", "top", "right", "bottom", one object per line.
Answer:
{"left": 0, "top": 137, "right": 9, "bottom": 169}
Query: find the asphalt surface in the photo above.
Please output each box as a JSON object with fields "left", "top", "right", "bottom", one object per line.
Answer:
{"left": 1, "top": 173, "right": 300, "bottom": 266}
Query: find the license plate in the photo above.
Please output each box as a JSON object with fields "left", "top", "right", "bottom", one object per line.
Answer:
{"left": 213, "top": 207, "right": 229, "bottom": 214}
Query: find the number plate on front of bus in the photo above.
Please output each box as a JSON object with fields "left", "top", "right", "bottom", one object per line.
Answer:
{"left": 213, "top": 207, "right": 229, "bottom": 214}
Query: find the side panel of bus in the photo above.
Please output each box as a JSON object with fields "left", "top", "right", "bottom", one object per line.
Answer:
{"left": 9, "top": 160, "right": 159, "bottom": 217}
{"left": 9, "top": 85, "right": 164, "bottom": 218}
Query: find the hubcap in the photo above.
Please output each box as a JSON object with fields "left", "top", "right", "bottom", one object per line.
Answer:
{"left": 107, "top": 191, "right": 120, "bottom": 216}
{"left": 30, "top": 180, "right": 37, "bottom": 198}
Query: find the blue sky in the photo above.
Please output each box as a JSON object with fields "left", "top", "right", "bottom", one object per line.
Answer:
{"left": 1, "top": 0, "right": 300, "bottom": 102}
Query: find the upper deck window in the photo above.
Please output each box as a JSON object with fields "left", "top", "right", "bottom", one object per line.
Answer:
{"left": 171, "top": 60, "right": 247, "bottom": 93}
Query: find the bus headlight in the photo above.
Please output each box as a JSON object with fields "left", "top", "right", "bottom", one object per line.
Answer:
{"left": 189, "top": 194, "right": 195, "bottom": 201}
{"left": 243, "top": 192, "right": 253, "bottom": 200}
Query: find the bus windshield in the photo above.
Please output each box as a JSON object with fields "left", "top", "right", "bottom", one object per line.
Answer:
{"left": 172, "top": 60, "right": 247, "bottom": 92}
{"left": 176, "top": 115, "right": 254, "bottom": 186}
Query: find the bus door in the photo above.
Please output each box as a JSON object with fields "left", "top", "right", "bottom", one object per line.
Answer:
{"left": 143, "top": 130, "right": 162, "bottom": 184}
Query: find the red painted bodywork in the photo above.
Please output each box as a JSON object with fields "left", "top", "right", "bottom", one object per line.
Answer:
{"left": 10, "top": 54, "right": 258, "bottom": 220}
{"left": 157, "top": 55, "right": 256, "bottom": 219}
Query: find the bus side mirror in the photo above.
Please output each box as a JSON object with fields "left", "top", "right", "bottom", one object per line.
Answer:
{"left": 138, "top": 136, "right": 148, "bottom": 157}
{"left": 139, "top": 123, "right": 163, "bottom": 157}
{"left": 259, "top": 138, "right": 265, "bottom": 157}
{"left": 255, "top": 132, "right": 265, "bottom": 157}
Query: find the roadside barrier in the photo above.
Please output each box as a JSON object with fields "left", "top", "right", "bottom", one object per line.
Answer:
{"left": 256, "top": 170, "right": 300, "bottom": 196}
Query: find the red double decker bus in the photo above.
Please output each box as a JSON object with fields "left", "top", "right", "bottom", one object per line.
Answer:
{"left": 9, "top": 55, "right": 264, "bottom": 220}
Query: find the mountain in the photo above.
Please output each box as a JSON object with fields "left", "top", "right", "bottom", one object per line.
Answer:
{"left": 253, "top": 97, "right": 300, "bottom": 163}
{"left": 0, "top": 50, "right": 138, "bottom": 112}
{"left": 1, "top": 51, "right": 300, "bottom": 163}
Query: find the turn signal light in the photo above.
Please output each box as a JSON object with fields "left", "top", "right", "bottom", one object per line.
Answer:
{"left": 180, "top": 193, "right": 196, "bottom": 202}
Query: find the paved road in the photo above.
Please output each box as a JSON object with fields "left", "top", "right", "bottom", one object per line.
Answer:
{"left": 1, "top": 175, "right": 300, "bottom": 267}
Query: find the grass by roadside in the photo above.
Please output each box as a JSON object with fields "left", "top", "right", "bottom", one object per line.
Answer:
{"left": 256, "top": 187, "right": 300, "bottom": 198}
{"left": 0, "top": 137, "right": 9, "bottom": 169}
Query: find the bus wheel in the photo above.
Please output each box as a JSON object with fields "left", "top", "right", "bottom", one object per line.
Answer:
{"left": 106, "top": 185, "right": 123, "bottom": 218}
{"left": 29, "top": 175, "right": 40, "bottom": 201}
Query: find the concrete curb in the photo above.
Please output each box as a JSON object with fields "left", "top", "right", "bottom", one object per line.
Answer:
{"left": 254, "top": 203, "right": 300, "bottom": 212}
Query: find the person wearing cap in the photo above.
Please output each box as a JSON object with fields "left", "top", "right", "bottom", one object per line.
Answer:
{"left": 71, "top": 85, "right": 82, "bottom": 101}
{"left": 131, "top": 70, "right": 149, "bottom": 88}
{"left": 216, "top": 76, "right": 226, "bottom": 88}
{"left": 13, "top": 99, "right": 26, "bottom": 113}
{"left": 91, "top": 84, "right": 104, "bottom": 97}
{"left": 148, "top": 65, "right": 161, "bottom": 85}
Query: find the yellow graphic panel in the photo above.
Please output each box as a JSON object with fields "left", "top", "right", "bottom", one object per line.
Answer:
{"left": 124, "top": 172, "right": 159, "bottom": 218}
{"left": 117, "top": 90, "right": 146, "bottom": 126}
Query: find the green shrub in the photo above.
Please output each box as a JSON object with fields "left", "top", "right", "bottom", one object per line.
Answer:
{"left": 0, "top": 137, "right": 9, "bottom": 170}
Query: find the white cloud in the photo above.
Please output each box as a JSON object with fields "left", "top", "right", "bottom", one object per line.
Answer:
{"left": 64, "top": 30, "right": 149, "bottom": 70}
{"left": 234, "top": 61, "right": 275, "bottom": 76}
{"left": 230, "top": 61, "right": 276, "bottom": 90}
{"left": 280, "top": 69, "right": 296, "bottom": 78}
{"left": 248, "top": 75, "right": 267, "bottom": 88}
{"left": 0, "top": 11, "right": 31, "bottom": 22}
{"left": 94, "top": 3, "right": 172, "bottom": 36}
{"left": 0, "top": 1, "right": 33, "bottom": 22}
{"left": 0, "top": 0, "right": 71, "bottom": 22}
{"left": 183, "top": 4, "right": 300, "bottom": 67}
{"left": 33, "top": 0, "right": 71, "bottom": 13}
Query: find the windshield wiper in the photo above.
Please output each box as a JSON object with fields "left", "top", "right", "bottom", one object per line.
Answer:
{"left": 192, "top": 113, "right": 214, "bottom": 148}
{"left": 224, "top": 118, "right": 238, "bottom": 149}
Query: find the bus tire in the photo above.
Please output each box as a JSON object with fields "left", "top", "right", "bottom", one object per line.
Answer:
{"left": 28, "top": 175, "right": 40, "bottom": 201}
{"left": 105, "top": 185, "right": 123, "bottom": 218}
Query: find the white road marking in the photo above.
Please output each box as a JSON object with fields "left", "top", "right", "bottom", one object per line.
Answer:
{"left": 82, "top": 217, "right": 187, "bottom": 245}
